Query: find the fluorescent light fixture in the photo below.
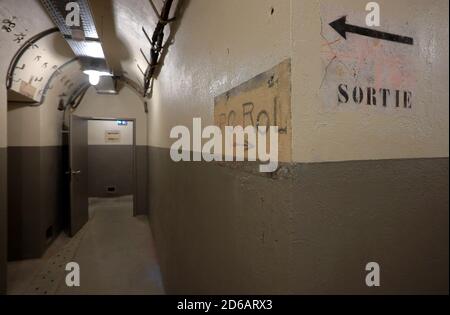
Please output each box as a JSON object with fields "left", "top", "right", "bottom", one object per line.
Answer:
{"left": 83, "top": 69, "right": 112, "bottom": 86}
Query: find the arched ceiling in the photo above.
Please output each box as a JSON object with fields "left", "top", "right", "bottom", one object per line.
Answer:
{"left": 1, "top": 0, "right": 180, "bottom": 104}
{"left": 8, "top": 32, "right": 83, "bottom": 103}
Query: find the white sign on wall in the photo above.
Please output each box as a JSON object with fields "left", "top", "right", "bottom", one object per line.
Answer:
{"left": 105, "top": 130, "right": 121, "bottom": 143}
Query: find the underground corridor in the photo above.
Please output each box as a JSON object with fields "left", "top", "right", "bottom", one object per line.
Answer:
{"left": 0, "top": 0, "right": 448, "bottom": 297}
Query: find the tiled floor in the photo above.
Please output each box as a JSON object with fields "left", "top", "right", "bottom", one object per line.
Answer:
{"left": 8, "top": 196, "right": 164, "bottom": 295}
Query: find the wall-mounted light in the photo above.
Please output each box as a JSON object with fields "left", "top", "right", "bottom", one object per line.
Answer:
{"left": 83, "top": 69, "right": 112, "bottom": 86}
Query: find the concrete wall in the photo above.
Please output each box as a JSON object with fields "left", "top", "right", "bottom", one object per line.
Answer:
{"left": 5, "top": 59, "right": 81, "bottom": 260}
{"left": 0, "top": 0, "right": 60, "bottom": 286}
{"left": 5, "top": 61, "right": 83, "bottom": 260}
{"left": 149, "top": 150, "right": 448, "bottom": 294}
{"left": 0, "top": 56, "right": 6, "bottom": 292}
{"left": 88, "top": 145, "right": 134, "bottom": 198}
{"left": 7, "top": 146, "right": 64, "bottom": 260}
{"left": 4, "top": 36, "right": 81, "bottom": 263}
{"left": 7, "top": 88, "right": 65, "bottom": 260}
{"left": 0, "top": 0, "right": 447, "bottom": 295}
{"left": 147, "top": 0, "right": 291, "bottom": 149}
{"left": 147, "top": 0, "right": 449, "bottom": 294}
{"left": 0, "top": 148, "right": 6, "bottom": 294}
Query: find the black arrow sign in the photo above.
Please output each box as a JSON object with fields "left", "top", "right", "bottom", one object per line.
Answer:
{"left": 329, "top": 16, "right": 414, "bottom": 45}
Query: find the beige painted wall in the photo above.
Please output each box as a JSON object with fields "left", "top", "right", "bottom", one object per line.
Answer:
{"left": 3, "top": 0, "right": 446, "bottom": 157}
{"left": 0, "top": 87, "right": 8, "bottom": 149}
{"left": 1, "top": 0, "right": 70, "bottom": 148}
{"left": 0, "top": 0, "right": 56, "bottom": 146}
{"left": 7, "top": 95, "right": 64, "bottom": 147}
{"left": 148, "top": 0, "right": 291, "bottom": 149}
{"left": 7, "top": 105, "right": 41, "bottom": 146}
{"left": 7, "top": 61, "right": 84, "bottom": 147}
{"left": 149, "top": 0, "right": 449, "bottom": 163}
{"left": 75, "top": 85, "right": 147, "bottom": 146}
{"left": 292, "top": 0, "right": 449, "bottom": 162}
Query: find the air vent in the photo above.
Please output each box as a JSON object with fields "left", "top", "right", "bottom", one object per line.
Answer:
{"left": 106, "top": 186, "right": 116, "bottom": 194}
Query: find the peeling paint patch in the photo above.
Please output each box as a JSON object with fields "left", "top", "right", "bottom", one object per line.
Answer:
{"left": 214, "top": 59, "right": 292, "bottom": 163}
{"left": 19, "top": 80, "right": 36, "bottom": 99}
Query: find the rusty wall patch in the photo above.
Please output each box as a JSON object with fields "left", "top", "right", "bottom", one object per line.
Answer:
{"left": 19, "top": 80, "right": 36, "bottom": 99}
{"left": 214, "top": 59, "right": 292, "bottom": 163}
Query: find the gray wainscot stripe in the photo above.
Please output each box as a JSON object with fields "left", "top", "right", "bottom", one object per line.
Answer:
{"left": 88, "top": 145, "right": 134, "bottom": 198}
{"left": 0, "top": 147, "right": 7, "bottom": 294}
{"left": 87, "top": 145, "right": 148, "bottom": 216}
{"left": 148, "top": 145, "right": 449, "bottom": 294}
{"left": 135, "top": 145, "right": 149, "bottom": 216}
{"left": 8, "top": 146, "right": 64, "bottom": 261}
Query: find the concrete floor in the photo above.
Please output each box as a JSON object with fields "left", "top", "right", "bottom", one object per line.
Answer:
{"left": 7, "top": 196, "right": 164, "bottom": 295}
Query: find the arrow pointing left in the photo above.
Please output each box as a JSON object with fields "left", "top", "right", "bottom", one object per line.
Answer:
{"left": 329, "top": 16, "right": 414, "bottom": 45}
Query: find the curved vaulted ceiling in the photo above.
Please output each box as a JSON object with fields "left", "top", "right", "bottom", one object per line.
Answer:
{"left": 1, "top": 0, "right": 180, "bottom": 104}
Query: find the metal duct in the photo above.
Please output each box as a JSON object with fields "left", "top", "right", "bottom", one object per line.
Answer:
{"left": 40, "top": 0, "right": 104, "bottom": 59}
{"left": 40, "top": 0, "right": 116, "bottom": 93}
{"left": 40, "top": 0, "right": 99, "bottom": 38}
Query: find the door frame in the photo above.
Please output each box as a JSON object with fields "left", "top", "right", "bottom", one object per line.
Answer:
{"left": 73, "top": 116, "right": 138, "bottom": 217}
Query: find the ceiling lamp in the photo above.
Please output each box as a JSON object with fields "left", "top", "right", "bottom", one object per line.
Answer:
{"left": 83, "top": 69, "right": 112, "bottom": 86}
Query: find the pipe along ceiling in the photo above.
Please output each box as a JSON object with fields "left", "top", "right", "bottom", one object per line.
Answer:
{"left": 4, "top": 0, "right": 182, "bottom": 109}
